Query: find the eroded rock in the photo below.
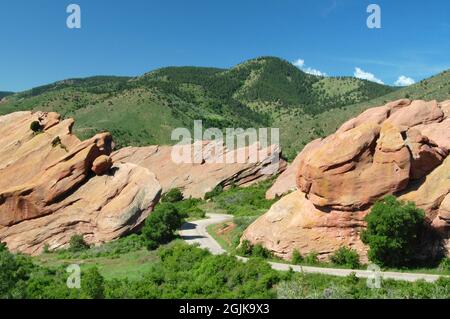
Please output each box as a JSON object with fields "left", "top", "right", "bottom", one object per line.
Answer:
{"left": 244, "top": 99, "right": 450, "bottom": 261}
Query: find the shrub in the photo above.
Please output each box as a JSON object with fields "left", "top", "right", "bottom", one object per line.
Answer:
{"left": 361, "top": 196, "right": 425, "bottom": 267}
{"left": 51, "top": 136, "right": 62, "bottom": 147}
{"left": 291, "top": 250, "right": 304, "bottom": 265}
{"left": 330, "top": 247, "right": 361, "bottom": 269}
{"left": 161, "top": 188, "right": 184, "bottom": 203}
{"left": 204, "top": 185, "right": 223, "bottom": 200}
{"left": 438, "top": 258, "right": 450, "bottom": 272}
{"left": 142, "top": 203, "right": 185, "bottom": 250}
{"left": 81, "top": 267, "right": 105, "bottom": 299}
{"left": 172, "top": 198, "right": 205, "bottom": 220}
{"left": 69, "top": 235, "right": 90, "bottom": 252}
{"left": 252, "top": 244, "right": 272, "bottom": 259}
{"left": 236, "top": 240, "right": 253, "bottom": 257}
{"left": 30, "top": 121, "right": 42, "bottom": 133}
{"left": 304, "top": 251, "right": 319, "bottom": 265}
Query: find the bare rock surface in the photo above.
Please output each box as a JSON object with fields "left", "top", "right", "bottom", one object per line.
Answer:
{"left": 0, "top": 112, "right": 161, "bottom": 254}
{"left": 243, "top": 100, "right": 450, "bottom": 261}
{"left": 112, "top": 141, "right": 287, "bottom": 199}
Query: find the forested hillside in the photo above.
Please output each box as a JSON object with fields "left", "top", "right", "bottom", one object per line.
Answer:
{"left": 2, "top": 57, "right": 449, "bottom": 159}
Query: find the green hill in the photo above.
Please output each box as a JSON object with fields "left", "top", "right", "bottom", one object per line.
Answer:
{"left": 0, "top": 91, "right": 13, "bottom": 99}
{"left": 2, "top": 57, "right": 449, "bottom": 160}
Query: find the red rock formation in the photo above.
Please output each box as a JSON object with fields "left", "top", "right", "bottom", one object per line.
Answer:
{"left": 112, "top": 141, "right": 287, "bottom": 199}
{"left": 0, "top": 112, "right": 161, "bottom": 254}
{"left": 243, "top": 99, "right": 450, "bottom": 261}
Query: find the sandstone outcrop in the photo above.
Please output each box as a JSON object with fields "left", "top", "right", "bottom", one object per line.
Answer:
{"left": 243, "top": 99, "right": 450, "bottom": 261}
{"left": 112, "top": 141, "right": 287, "bottom": 199}
{"left": 0, "top": 112, "right": 161, "bottom": 254}
{"left": 266, "top": 139, "right": 322, "bottom": 200}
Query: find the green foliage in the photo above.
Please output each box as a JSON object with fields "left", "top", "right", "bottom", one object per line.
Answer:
{"left": 204, "top": 185, "right": 223, "bottom": 200}
{"left": 235, "top": 240, "right": 272, "bottom": 259}
{"left": 81, "top": 267, "right": 105, "bottom": 299}
{"left": 438, "top": 258, "right": 450, "bottom": 272}
{"left": 277, "top": 272, "right": 450, "bottom": 299}
{"left": 0, "top": 57, "right": 413, "bottom": 159}
{"left": 102, "top": 242, "right": 285, "bottom": 299}
{"left": 291, "top": 250, "right": 304, "bottom": 265}
{"left": 57, "top": 234, "right": 145, "bottom": 259}
{"left": 172, "top": 198, "right": 206, "bottom": 220}
{"left": 304, "top": 251, "right": 319, "bottom": 265}
{"left": 69, "top": 235, "right": 90, "bottom": 252}
{"left": 1, "top": 241, "right": 449, "bottom": 299}
{"left": 30, "top": 121, "right": 42, "bottom": 133}
{"left": 236, "top": 240, "right": 253, "bottom": 257}
{"left": 161, "top": 188, "right": 184, "bottom": 203}
{"left": 142, "top": 203, "right": 185, "bottom": 250}
{"left": 330, "top": 247, "right": 361, "bottom": 269}
{"left": 361, "top": 196, "right": 425, "bottom": 267}
{"left": 251, "top": 244, "right": 273, "bottom": 259}
{"left": 0, "top": 91, "right": 13, "bottom": 99}
{"left": 208, "top": 179, "right": 277, "bottom": 216}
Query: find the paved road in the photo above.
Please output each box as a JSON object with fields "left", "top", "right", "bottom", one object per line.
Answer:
{"left": 180, "top": 214, "right": 447, "bottom": 283}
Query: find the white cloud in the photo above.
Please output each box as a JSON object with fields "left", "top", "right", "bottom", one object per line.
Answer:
{"left": 292, "top": 58, "right": 327, "bottom": 77}
{"left": 354, "top": 67, "right": 384, "bottom": 84}
{"left": 303, "top": 67, "right": 327, "bottom": 77}
{"left": 394, "top": 75, "right": 415, "bottom": 87}
{"left": 292, "top": 59, "right": 305, "bottom": 68}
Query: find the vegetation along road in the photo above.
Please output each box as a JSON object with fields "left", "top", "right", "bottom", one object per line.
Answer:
{"left": 180, "top": 213, "right": 448, "bottom": 283}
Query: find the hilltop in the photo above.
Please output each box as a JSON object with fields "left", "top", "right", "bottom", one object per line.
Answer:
{"left": 2, "top": 57, "right": 449, "bottom": 159}
{"left": 0, "top": 91, "right": 13, "bottom": 99}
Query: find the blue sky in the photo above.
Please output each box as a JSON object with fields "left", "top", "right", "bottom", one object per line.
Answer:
{"left": 1, "top": 0, "right": 449, "bottom": 91}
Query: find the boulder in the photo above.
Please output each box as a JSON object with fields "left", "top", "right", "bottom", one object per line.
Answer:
{"left": 92, "top": 155, "right": 113, "bottom": 175}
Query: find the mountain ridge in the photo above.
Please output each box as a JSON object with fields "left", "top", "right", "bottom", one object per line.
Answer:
{"left": 1, "top": 57, "right": 449, "bottom": 160}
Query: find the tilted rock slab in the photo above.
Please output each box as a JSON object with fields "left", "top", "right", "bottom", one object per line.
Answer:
{"left": 243, "top": 99, "right": 450, "bottom": 261}
{"left": 112, "top": 141, "right": 287, "bottom": 199}
{"left": 0, "top": 112, "right": 161, "bottom": 255}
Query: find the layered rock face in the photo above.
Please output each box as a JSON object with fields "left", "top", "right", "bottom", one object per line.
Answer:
{"left": 0, "top": 112, "right": 161, "bottom": 255}
{"left": 112, "top": 141, "right": 287, "bottom": 199}
{"left": 243, "top": 99, "right": 450, "bottom": 261}
{"left": 0, "top": 111, "right": 285, "bottom": 254}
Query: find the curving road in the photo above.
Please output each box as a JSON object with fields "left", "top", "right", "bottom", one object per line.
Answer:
{"left": 180, "top": 214, "right": 448, "bottom": 283}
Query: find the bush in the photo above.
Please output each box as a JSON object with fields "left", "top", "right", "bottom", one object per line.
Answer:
{"left": 252, "top": 244, "right": 272, "bottom": 259}
{"left": 51, "top": 136, "right": 62, "bottom": 147}
{"left": 304, "top": 251, "right": 319, "bottom": 265}
{"left": 236, "top": 240, "right": 253, "bottom": 257}
{"left": 0, "top": 244, "right": 34, "bottom": 298}
{"left": 172, "top": 198, "right": 205, "bottom": 220}
{"left": 142, "top": 203, "right": 185, "bottom": 250}
{"left": 161, "top": 188, "right": 184, "bottom": 203}
{"left": 81, "top": 267, "right": 105, "bottom": 299}
{"left": 438, "top": 258, "right": 450, "bottom": 272}
{"left": 204, "top": 185, "right": 223, "bottom": 200}
{"left": 361, "top": 196, "right": 425, "bottom": 267}
{"left": 30, "top": 121, "right": 42, "bottom": 133}
{"left": 69, "top": 235, "right": 90, "bottom": 252}
{"left": 330, "top": 247, "right": 361, "bottom": 269}
{"left": 292, "top": 250, "right": 304, "bottom": 265}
